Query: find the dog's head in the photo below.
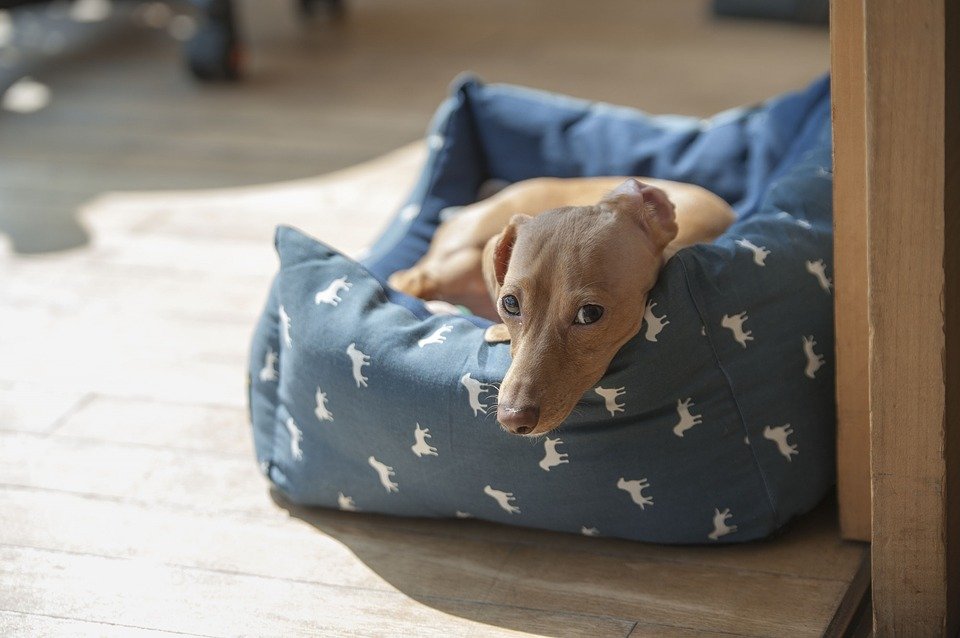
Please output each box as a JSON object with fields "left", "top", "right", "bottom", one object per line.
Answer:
{"left": 483, "top": 179, "right": 678, "bottom": 436}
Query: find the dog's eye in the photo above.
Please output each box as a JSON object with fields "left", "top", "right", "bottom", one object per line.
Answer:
{"left": 574, "top": 304, "right": 604, "bottom": 325}
{"left": 501, "top": 295, "right": 521, "bottom": 316}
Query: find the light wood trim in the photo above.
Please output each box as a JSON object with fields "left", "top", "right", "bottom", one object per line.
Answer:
{"left": 864, "top": 0, "right": 959, "bottom": 633}
{"left": 829, "top": 0, "right": 871, "bottom": 542}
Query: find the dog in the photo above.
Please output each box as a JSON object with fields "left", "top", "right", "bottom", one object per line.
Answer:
{"left": 389, "top": 177, "right": 734, "bottom": 435}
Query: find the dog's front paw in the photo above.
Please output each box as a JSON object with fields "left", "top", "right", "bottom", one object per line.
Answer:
{"left": 484, "top": 323, "right": 511, "bottom": 344}
{"left": 388, "top": 267, "right": 437, "bottom": 300}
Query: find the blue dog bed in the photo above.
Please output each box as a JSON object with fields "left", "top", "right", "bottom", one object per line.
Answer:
{"left": 248, "top": 75, "right": 835, "bottom": 544}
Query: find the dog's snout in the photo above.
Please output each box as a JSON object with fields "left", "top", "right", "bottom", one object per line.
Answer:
{"left": 497, "top": 405, "right": 540, "bottom": 435}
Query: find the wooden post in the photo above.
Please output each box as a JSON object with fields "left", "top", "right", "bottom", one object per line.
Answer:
{"left": 862, "top": 0, "right": 959, "bottom": 633}
{"left": 830, "top": 0, "right": 871, "bottom": 543}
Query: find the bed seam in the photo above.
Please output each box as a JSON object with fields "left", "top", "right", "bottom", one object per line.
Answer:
{"left": 676, "top": 253, "right": 782, "bottom": 530}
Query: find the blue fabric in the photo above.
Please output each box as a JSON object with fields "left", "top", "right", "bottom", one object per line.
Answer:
{"left": 248, "top": 75, "right": 836, "bottom": 544}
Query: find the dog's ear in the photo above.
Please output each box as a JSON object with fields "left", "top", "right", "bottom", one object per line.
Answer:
{"left": 482, "top": 213, "right": 530, "bottom": 300}
{"left": 603, "top": 179, "right": 678, "bottom": 249}
{"left": 494, "top": 214, "right": 530, "bottom": 285}
{"left": 484, "top": 323, "right": 511, "bottom": 344}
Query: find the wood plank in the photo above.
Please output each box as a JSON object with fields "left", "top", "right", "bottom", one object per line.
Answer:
{"left": 0, "top": 301, "right": 253, "bottom": 407}
{"left": 0, "top": 383, "right": 87, "bottom": 434}
{"left": 0, "top": 484, "right": 863, "bottom": 637}
{"left": 484, "top": 544, "right": 848, "bottom": 637}
{"left": 627, "top": 626, "right": 739, "bottom": 638}
{"left": 0, "top": 0, "right": 829, "bottom": 259}
{"left": 0, "top": 434, "right": 866, "bottom": 634}
{"left": 0, "top": 482, "right": 862, "bottom": 637}
{"left": 864, "top": 0, "right": 959, "bottom": 633}
{"left": 0, "top": 423, "right": 865, "bottom": 583}
{"left": 0, "top": 156, "right": 287, "bottom": 194}
{"left": 86, "top": 233, "right": 278, "bottom": 278}
{"left": 0, "top": 261, "right": 270, "bottom": 325}
{"left": 53, "top": 396, "right": 250, "bottom": 456}
{"left": 0, "top": 611, "right": 205, "bottom": 638}
{"left": 0, "top": 141, "right": 423, "bottom": 242}
{"left": 0, "top": 115, "right": 420, "bottom": 178}
{"left": 0, "top": 486, "right": 517, "bottom": 603}
{"left": 0, "top": 432, "right": 271, "bottom": 515}
{"left": 0, "top": 545, "right": 635, "bottom": 638}
{"left": 823, "top": 553, "right": 871, "bottom": 638}
{"left": 0, "top": 3, "right": 848, "bottom": 635}
{"left": 946, "top": 0, "right": 960, "bottom": 633}
{"left": 25, "top": 0, "right": 829, "bottom": 118}
{"left": 828, "top": 0, "right": 871, "bottom": 543}
{"left": 78, "top": 141, "right": 424, "bottom": 249}
{"left": 298, "top": 498, "right": 867, "bottom": 584}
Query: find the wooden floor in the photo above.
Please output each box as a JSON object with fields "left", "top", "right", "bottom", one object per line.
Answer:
{"left": 0, "top": 1, "right": 865, "bottom": 636}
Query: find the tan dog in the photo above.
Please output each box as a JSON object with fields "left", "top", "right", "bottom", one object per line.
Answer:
{"left": 389, "top": 177, "right": 734, "bottom": 435}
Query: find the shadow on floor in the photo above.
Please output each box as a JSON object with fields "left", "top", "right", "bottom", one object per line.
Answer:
{"left": 269, "top": 487, "right": 853, "bottom": 636}
{"left": 0, "top": 208, "right": 90, "bottom": 253}
{"left": 0, "top": 8, "right": 133, "bottom": 255}
{"left": 269, "top": 488, "right": 626, "bottom": 636}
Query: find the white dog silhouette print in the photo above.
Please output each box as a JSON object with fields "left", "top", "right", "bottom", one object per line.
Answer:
{"left": 411, "top": 423, "right": 439, "bottom": 457}
{"left": 314, "top": 386, "right": 334, "bottom": 422}
{"left": 338, "top": 492, "right": 358, "bottom": 511}
{"left": 279, "top": 305, "right": 292, "bottom": 348}
{"left": 594, "top": 386, "right": 625, "bottom": 417}
{"left": 802, "top": 335, "right": 826, "bottom": 379}
{"left": 735, "top": 238, "right": 771, "bottom": 266}
{"left": 418, "top": 324, "right": 453, "bottom": 348}
{"left": 617, "top": 477, "right": 654, "bottom": 510}
{"left": 483, "top": 485, "right": 520, "bottom": 514}
{"left": 346, "top": 342, "right": 370, "bottom": 388}
{"left": 314, "top": 276, "right": 352, "bottom": 306}
{"left": 581, "top": 526, "right": 600, "bottom": 537}
{"left": 285, "top": 417, "right": 303, "bottom": 461}
{"left": 259, "top": 348, "right": 278, "bottom": 382}
{"left": 538, "top": 437, "right": 569, "bottom": 471}
{"left": 460, "top": 372, "right": 496, "bottom": 416}
{"left": 643, "top": 300, "right": 670, "bottom": 342}
{"left": 708, "top": 507, "right": 738, "bottom": 540}
{"left": 721, "top": 312, "right": 753, "bottom": 348}
{"left": 763, "top": 424, "right": 799, "bottom": 462}
{"left": 672, "top": 397, "right": 703, "bottom": 438}
{"left": 368, "top": 456, "right": 399, "bottom": 493}
{"left": 805, "top": 259, "right": 833, "bottom": 293}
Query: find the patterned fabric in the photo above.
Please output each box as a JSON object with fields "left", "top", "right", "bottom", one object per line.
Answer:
{"left": 248, "top": 75, "right": 835, "bottom": 544}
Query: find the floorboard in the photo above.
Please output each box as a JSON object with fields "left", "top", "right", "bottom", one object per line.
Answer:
{"left": 0, "top": 1, "right": 860, "bottom": 636}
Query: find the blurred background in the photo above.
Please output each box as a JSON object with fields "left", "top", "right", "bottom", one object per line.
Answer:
{"left": 0, "top": 0, "right": 828, "bottom": 254}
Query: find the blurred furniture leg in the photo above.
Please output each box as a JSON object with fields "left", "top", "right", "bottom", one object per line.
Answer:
{"left": 185, "top": 0, "right": 242, "bottom": 81}
{"left": 299, "top": 0, "right": 344, "bottom": 19}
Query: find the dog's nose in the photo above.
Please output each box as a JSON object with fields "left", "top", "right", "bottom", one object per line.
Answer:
{"left": 498, "top": 405, "right": 540, "bottom": 435}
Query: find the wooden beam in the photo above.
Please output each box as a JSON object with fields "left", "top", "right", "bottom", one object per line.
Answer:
{"left": 947, "top": 0, "right": 960, "bottom": 632}
{"left": 829, "top": 0, "right": 871, "bottom": 542}
{"left": 864, "top": 0, "right": 959, "bottom": 633}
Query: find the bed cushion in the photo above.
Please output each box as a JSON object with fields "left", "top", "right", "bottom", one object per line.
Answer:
{"left": 248, "top": 74, "right": 835, "bottom": 544}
